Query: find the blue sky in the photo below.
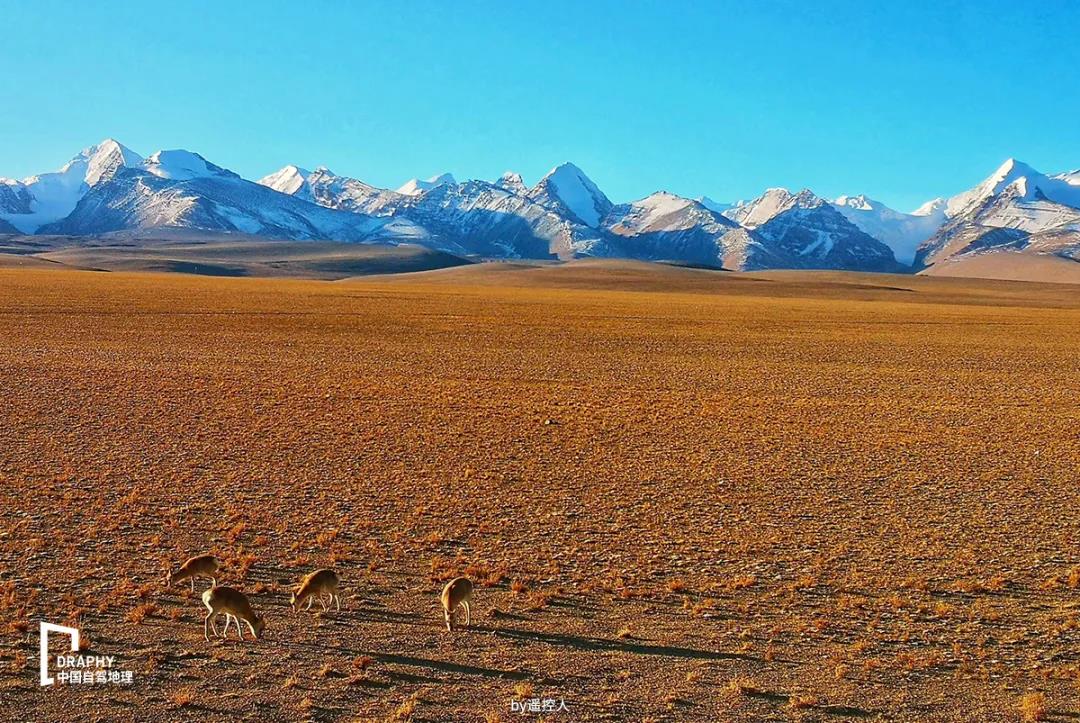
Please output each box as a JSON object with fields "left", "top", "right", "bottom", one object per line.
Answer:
{"left": 1, "top": 1, "right": 1077, "bottom": 211}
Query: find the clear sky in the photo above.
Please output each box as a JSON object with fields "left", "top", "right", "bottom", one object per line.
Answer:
{"left": 2, "top": 1, "right": 1077, "bottom": 212}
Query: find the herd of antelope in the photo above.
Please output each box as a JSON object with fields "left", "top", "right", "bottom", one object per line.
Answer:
{"left": 165, "top": 554, "right": 474, "bottom": 642}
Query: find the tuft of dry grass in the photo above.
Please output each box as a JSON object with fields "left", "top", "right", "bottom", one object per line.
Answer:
{"left": 666, "top": 578, "right": 688, "bottom": 594}
{"left": 526, "top": 591, "right": 552, "bottom": 610}
{"left": 126, "top": 602, "right": 158, "bottom": 624}
{"left": 169, "top": 687, "right": 196, "bottom": 708}
{"left": 1018, "top": 692, "right": 1048, "bottom": 722}
{"left": 789, "top": 694, "right": 819, "bottom": 710}
{"left": 725, "top": 574, "right": 757, "bottom": 592}
{"left": 723, "top": 675, "right": 760, "bottom": 697}
{"left": 391, "top": 693, "right": 420, "bottom": 721}
{"left": 225, "top": 522, "right": 245, "bottom": 543}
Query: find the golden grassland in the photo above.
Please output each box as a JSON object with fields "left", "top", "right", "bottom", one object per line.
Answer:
{"left": 0, "top": 262, "right": 1078, "bottom": 722}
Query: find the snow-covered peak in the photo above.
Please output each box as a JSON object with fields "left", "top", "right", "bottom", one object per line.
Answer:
{"left": 833, "top": 194, "right": 883, "bottom": 212}
{"left": 57, "top": 139, "right": 143, "bottom": 186}
{"left": 23, "top": 138, "right": 142, "bottom": 189}
{"left": 911, "top": 197, "right": 947, "bottom": 217}
{"left": 627, "top": 191, "right": 695, "bottom": 223}
{"left": 724, "top": 187, "right": 825, "bottom": 228}
{"left": 947, "top": 158, "right": 1080, "bottom": 217}
{"left": 832, "top": 195, "right": 902, "bottom": 220}
{"left": 985, "top": 158, "right": 1042, "bottom": 196}
{"left": 1052, "top": 169, "right": 1080, "bottom": 186}
{"left": 791, "top": 188, "right": 827, "bottom": 208}
{"left": 256, "top": 164, "right": 403, "bottom": 215}
{"left": 604, "top": 190, "right": 742, "bottom": 245}
{"left": 259, "top": 165, "right": 311, "bottom": 196}
{"left": 530, "top": 162, "right": 612, "bottom": 228}
{"left": 396, "top": 173, "right": 456, "bottom": 196}
{"left": 696, "top": 196, "right": 732, "bottom": 214}
{"left": 143, "top": 149, "right": 229, "bottom": 181}
{"left": 495, "top": 171, "right": 526, "bottom": 194}
{"left": 0, "top": 139, "right": 143, "bottom": 233}
{"left": 831, "top": 193, "right": 946, "bottom": 266}
{"left": 993, "top": 158, "right": 1037, "bottom": 181}
{"left": 723, "top": 188, "right": 790, "bottom": 227}
{"left": 947, "top": 159, "right": 1034, "bottom": 217}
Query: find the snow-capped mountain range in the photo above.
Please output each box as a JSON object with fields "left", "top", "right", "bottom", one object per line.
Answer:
{"left": 2, "top": 139, "right": 1078, "bottom": 276}
{"left": 0, "top": 140, "right": 142, "bottom": 233}
{"left": 831, "top": 194, "right": 946, "bottom": 265}
{"left": 0, "top": 141, "right": 423, "bottom": 242}
{"left": 915, "top": 159, "right": 1080, "bottom": 270}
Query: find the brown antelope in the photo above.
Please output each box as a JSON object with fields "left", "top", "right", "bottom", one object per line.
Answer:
{"left": 291, "top": 569, "right": 341, "bottom": 612}
{"left": 201, "top": 586, "right": 265, "bottom": 642}
{"left": 441, "top": 577, "right": 473, "bottom": 632}
{"left": 166, "top": 554, "right": 220, "bottom": 592}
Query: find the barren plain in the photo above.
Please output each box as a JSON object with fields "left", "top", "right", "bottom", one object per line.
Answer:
{"left": 0, "top": 261, "right": 1078, "bottom": 721}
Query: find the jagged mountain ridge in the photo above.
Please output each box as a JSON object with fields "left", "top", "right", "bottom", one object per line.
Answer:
{"left": 258, "top": 165, "right": 404, "bottom": 216}
{"left": 259, "top": 164, "right": 900, "bottom": 270}
{"left": 260, "top": 164, "right": 605, "bottom": 259}
{"left": 4, "top": 139, "right": 1078, "bottom": 276}
{"left": 389, "top": 178, "right": 606, "bottom": 259}
{"left": 722, "top": 189, "right": 904, "bottom": 272}
{"left": 396, "top": 173, "right": 456, "bottom": 197}
{"left": 527, "top": 163, "right": 613, "bottom": 228}
{"left": 916, "top": 160, "right": 1080, "bottom": 269}
{"left": 24, "top": 144, "right": 425, "bottom": 242}
{"left": 831, "top": 194, "right": 946, "bottom": 266}
{"left": 0, "top": 140, "right": 142, "bottom": 232}
{"left": 604, "top": 192, "right": 778, "bottom": 270}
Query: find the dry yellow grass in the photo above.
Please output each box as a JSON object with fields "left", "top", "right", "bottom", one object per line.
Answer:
{"left": 0, "top": 263, "right": 1078, "bottom": 721}
{"left": 1019, "top": 692, "right": 1048, "bottom": 722}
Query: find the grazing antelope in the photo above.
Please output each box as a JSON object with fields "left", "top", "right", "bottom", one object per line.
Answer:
{"left": 291, "top": 569, "right": 341, "bottom": 613}
{"left": 201, "top": 586, "right": 265, "bottom": 642}
{"left": 166, "top": 554, "right": 220, "bottom": 592}
{"left": 441, "top": 577, "right": 473, "bottom": 632}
